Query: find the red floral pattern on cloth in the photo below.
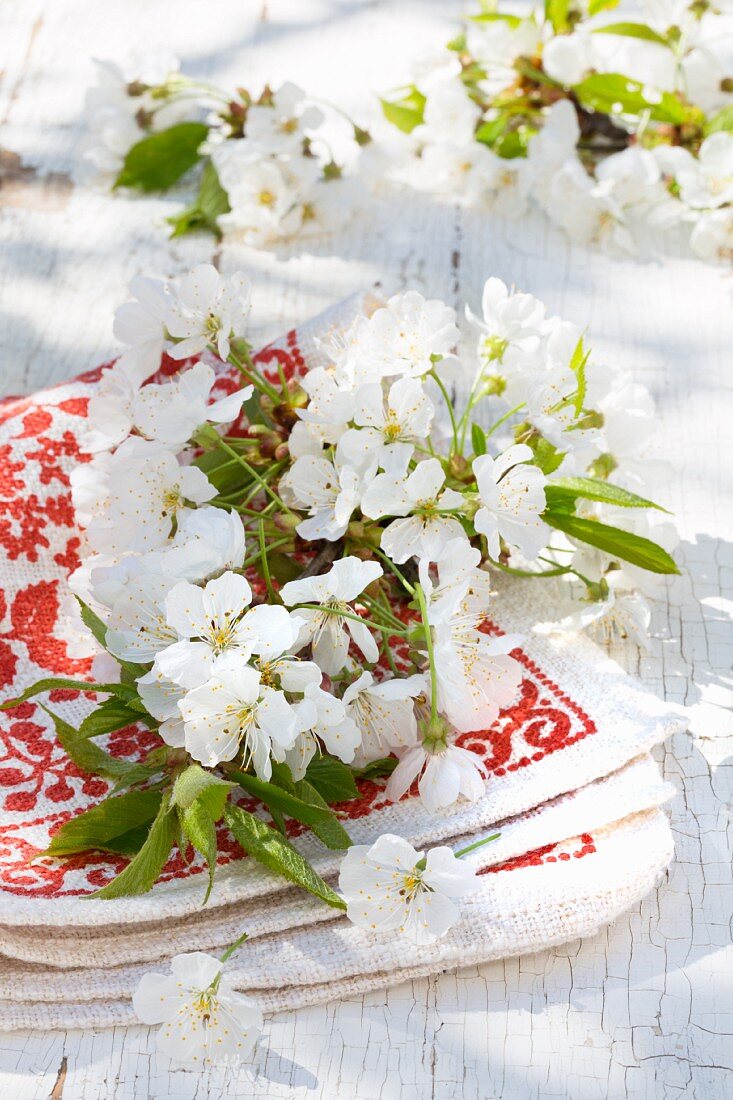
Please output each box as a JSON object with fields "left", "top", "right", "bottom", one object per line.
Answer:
{"left": 0, "top": 327, "right": 601, "bottom": 900}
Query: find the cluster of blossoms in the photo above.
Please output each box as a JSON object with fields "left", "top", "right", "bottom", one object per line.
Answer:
{"left": 378, "top": 0, "right": 733, "bottom": 262}
{"left": 8, "top": 264, "right": 677, "bottom": 1061}
{"left": 82, "top": 55, "right": 365, "bottom": 245}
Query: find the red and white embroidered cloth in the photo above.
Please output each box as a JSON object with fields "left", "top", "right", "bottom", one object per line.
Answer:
{"left": 0, "top": 296, "right": 685, "bottom": 1030}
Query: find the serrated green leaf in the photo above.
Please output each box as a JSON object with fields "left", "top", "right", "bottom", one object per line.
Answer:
{"left": 78, "top": 697, "right": 153, "bottom": 739}
{"left": 45, "top": 789, "right": 163, "bottom": 857}
{"left": 224, "top": 803, "right": 346, "bottom": 909}
{"left": 380, "top": 87, "right": 426, "bottom": 134}
{"left": 573, "top": 73, "right": 687, "bottom": 125}
{"left": 90, "top": 794, "right": 176, "bottom": 899}
{"left": 230, "top": 768, "right": 350, "bottom": 848}
{"left": 352, "top": 756, "right": 398, "bottom": 781}
{"left": 705, "top": 105, "right": 733, "bottom": 135}
{"left": 171, "top": 764, "right": 235, "bottom": 814}
{"left": 471, "top": 422, "right": 488, "bottom": 457}
{"left": 568, "top": 337, "right": 589, "bottom": 417}
{"left": 592, "top": 21, "right": 670, "bottom": 46}
{"left": 115, "top": 122, "right": 209, "bottom": 192}
{"left": 544, "top": 512, "right": 679, "bottom": 574}
{"left": 305, "top": 755, "right": 359, "bottom": 802}
{"left": 168, "top": 160, "right": 230, "bottom": 239}
{"left": 42, "top": 706, "right": 157, "bottom": 788}
{"left": 178, "top": 800, "right": 218, "bottom": 904}
{"left": 547, "top": 477, "right": 668, "bottom": 512}
{"left": 0, "top": 677, "right": 138, "bottom": 711}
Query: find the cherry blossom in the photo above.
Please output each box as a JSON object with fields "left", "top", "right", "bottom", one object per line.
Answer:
{"left": 472, "top": 444, "right": 548, "bottom": 561}
{"left": 339, "top": 834, "right": 476, "bottom": 944}
{"left": 133, "top": 951, "right": 263, "bottom": 1064}
{"left": 361, "top": 458, "right": 466, "bottom": 563}
{"left": 165, "top": 264, "right": 252, "bottom": 362}
{"left": 343, "top": 670, "right": 424, "bottom": 766}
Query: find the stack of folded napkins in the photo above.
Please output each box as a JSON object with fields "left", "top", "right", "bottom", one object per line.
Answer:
{"left": 0, "top": 303, "right": 685, "bottom": 1032}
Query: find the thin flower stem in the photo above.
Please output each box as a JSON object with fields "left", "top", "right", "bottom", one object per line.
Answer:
{"left": 454, "top": 833, "right": 501, "bottom": 859}
{"left": 219, "top": 930, "right": 249, "bottom": 965}
{"left": 430, "top": 369, "right": 459, "bottom": 455}
{"left": 258, "top": 520, "right": 279, "bottom": 604}
{"left": 490, "top": 559, "right": 571, "bottom": 579}
{"left": 227, "top": 348, "right": 281, "bottom": 403}
{"left": 374, "top": 549, "right": 415, "bottom": 596}
{"left": 379, "top": 633, "right": 402, "bottom": 677}
{"left": 294, "top": 603, "right": 411, "bottom": 637}
{"left": 214, "top": 438, "right": 297, "bottom": 517}
{"left": 484, "top": 402, "right": 526, "bottom": 441}
{"left": 240, "top": 536, "right": 291, "bottom": 570}
{"left": 414, "top": 583, "right": 438, "bottom": 721}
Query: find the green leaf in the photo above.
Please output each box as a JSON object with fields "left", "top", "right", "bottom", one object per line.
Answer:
{"left": 0, "top": 677, "right": 138, "bottom": 711}
{"left": 115, "top": 122, "right": 210, "bottom": 192}
{"left": 470, "top": 11, "right": 521, "bottom": 27}
{"left": 178, "top": 799, "right": 219, "bottom": 904}
{"left": 90, "top": 795, "right": 176, "bottom": 899}
{"left": 471, "top": 422, "right": 488, "bottom": 457}
{"left": 230, "top": 769, "right": 350, "bottom": 848}
{"left": 568, "top": 337, "right": 589, "bottom": 417}
{"left": 42, "top": 707, "right": 157, "bottom": 788}
{"left": 545, "top": 0, "right": 571, "bottom": 34}
{"left": 705, "top": 105, "right": 733, "bottom": 135}
{"left": 380, "top": 86, "right": 426, "bottom": 134}
{"left": 588, "top": 0, "right": 620, "bottom": 12}
{"left": 293, "top": 779, "right": 352, "bottom": 850}
{"left": 352, "top": 756, "right": 398, "bottom": 781}
{"left": 305, "top": 755, "right": 359, "bottom": 802}
{"left": 524, "top": 433, "right": 565, "bottom": 475}
{"left": 168, "top": 160, "right": 230, "bottom": 239}
{"left": 45, "top": 789, "right": 163, "bottom": 857}
{"left": 224, "top": 803, "right": 346, "bottom": 909}
{"left": 544, "top": 512, "right": 679, "bottom": 574}
{"left": 573, "top": 73, "right": 687, "bottom": 125}
{"left": 78, "top": 697, "right": 153, "bottom": 739}
{"left": 592, "top": 22, "right": 670, "bottom": 46}
{"left": 546, "top": 477, "right": 668, "bottom": 512}
{"left": 171, "top": 764, "right": 235, "bottom": 816}
{"left": 475, "top": 115, "right": 509, "bottom": 149}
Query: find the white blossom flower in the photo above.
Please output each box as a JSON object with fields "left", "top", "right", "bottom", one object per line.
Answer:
{"left": 360, "top": 292, "right": 459, "bottom": 379}
{"left": 280, "top": 557, "right": 383, "bottom": 675}
{"left": 280, "top": 453, "right": 370, "bottom": 542}
{"left": 137, "top": 668, "right": 186, "bottom": 747}
{"left": 343, "top": 670, "right": 424, "bottom": 766}
{"left": 298, "top": 367, "right": 356, "bottom": 444}
{"left": 361, "top": 458, "right": 466, "bottom": 563}
{"left": 156, "top": 572, "right": 300, "bottom": 689}
{"left": 179, "top": 661, "right": 300, "bottom": 774}
{"left": 545, "top": 158, "right": 635, "bottom": 256}
{"left": 86, "top": 443, "right": 217, "bottom": 554}
{"left": 86, "top": 360, "right": 250, "bottom": 453}
{"left": 418, "top": 538, "right": 493, "bottom": 623}
{"left": 338, "top": 834, "right": 476, "bottom": 944}
{"left": 245, "top": 82, "right": 324, "bottom": 153}
{"left": 213, "top": 146, "right": 306, "bottom": 245}
{"left": 112, "top": 275, "right": 170, "bottom": 381}
{"left": 528, "top": 100, "right": 580, "bottom": 209}
{"left": 672, "top": 132, "right": 733, "bottom": 210}
{"left": 133, "top": 951, "right": 263, "bottom": 1064}
{"left": 105, "top": 574, "right": 178, "bottom": 662}
{"left": 415, "top": 76, "right": 481, "bottom": 146}
{"left": 431, "top": 595, "right": 523, "bottom": 733}
{"left": 288, "top": 682, "right": 361, "bottom": 778}
{"left": 336, "top": 376, "right": 434, "bottom": 469}
{"left": 538, "top": 590, "right": 652, "bottom": 649}
{"left": 386, "top": 736, "right": 488, "bottom": 812}
{"left": 467, "top": 17, "right": 541, "bottom": 94}
{"left": 542, "top": 31, "right": 595, "bottom": 86}
{"left": 165, "top": 264, "right": 252, "bottom": 361}
{"left": 473, "top": 444, "right": 548, "bottom": 561}
{"left": 468, "top": 277, "right": 545, "bottom": 370}
{"left": 690, "top": 206, "right": 733, "bottom": 263}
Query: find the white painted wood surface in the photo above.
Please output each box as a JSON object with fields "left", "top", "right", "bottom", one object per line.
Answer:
{"left": 1, "top": 1, "right": 732, "bottom": 1097}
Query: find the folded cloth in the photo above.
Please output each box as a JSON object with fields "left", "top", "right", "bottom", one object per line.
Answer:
{"left": 0, "top": 296, "right": 686, "bottom": 1030}
{"left": 0, "top": 808, "right": 673, "bottom": 1031}
{"left": 0, "top": 753, "right": 671, "bottom": 970}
